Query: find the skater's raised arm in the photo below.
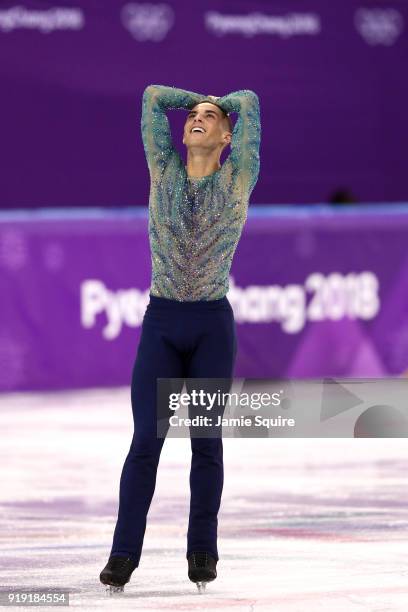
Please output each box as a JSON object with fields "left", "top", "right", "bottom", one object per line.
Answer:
{"left": 216, "top": 90, "right": 261, "bottom": 196}
{"left": 141, "top": 84, "right": 207, "bottom": 177}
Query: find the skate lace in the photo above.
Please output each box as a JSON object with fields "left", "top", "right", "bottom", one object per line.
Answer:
{"left": 193, "top": 552, "right": 208, "bottom": 568}
{"left": 109, "top": 556, "right": 134, "bottom": 571}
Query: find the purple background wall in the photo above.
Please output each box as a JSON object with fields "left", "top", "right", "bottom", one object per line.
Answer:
{"left": 1, "top": 205, "right": 408, "bottom": 392}
{"left": 0, "top": 1, "right": 407, "bottom": 208}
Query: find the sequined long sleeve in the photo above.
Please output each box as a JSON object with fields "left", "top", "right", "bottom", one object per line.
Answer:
{"left": 141, "top": 84, "right": 206, "bottom": 178}
{"left": 217, "top": 90, "right": 261, "bottom": 197}
{"left": 141, "top": 84, "right": 262, "bottom": 302}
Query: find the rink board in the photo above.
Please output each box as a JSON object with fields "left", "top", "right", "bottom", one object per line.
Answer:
{"left": 1, "top": 204, "right": 408, "bottom": 391}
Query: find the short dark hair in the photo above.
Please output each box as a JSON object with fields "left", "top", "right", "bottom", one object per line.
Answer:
{"left": 222, "top": 111, "right": 233, "bottom": 135}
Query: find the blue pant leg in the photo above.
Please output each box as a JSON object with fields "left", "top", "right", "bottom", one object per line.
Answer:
{"left": 185, "top": 308, "right": 237, "bottom": 561}
{"left": 110, "top": 313, "right": 184, "bottom": 564}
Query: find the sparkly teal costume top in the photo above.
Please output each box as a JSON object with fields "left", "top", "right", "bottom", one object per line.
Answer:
{"left": 141, "top": 84, "right": 261, "bottom": 301}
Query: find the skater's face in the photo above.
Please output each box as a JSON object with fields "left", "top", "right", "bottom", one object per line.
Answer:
{"left": 183, "top": 103, "right": 232, "bottom": 153}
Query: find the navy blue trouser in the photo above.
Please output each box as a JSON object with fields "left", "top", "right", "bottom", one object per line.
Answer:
{"left": 109, "top": 293, "right": 237, "bottom": 565}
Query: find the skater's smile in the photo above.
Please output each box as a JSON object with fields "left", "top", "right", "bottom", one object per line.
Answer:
{"left": 183, "top": 102, "right": 232, "bottom": 152}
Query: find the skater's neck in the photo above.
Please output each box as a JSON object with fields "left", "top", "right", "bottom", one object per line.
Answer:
{"left": 185, "top": 150, "right": 221, "bottom": 179}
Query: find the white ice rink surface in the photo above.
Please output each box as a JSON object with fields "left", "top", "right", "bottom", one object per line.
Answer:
{"left": 1, "top": 387, "right": 408, "bottom": 611}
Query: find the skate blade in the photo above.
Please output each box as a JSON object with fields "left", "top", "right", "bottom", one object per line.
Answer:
{"left": 196, "top": 581, "right": 207, "bottom": 593}
{"left": 105, "top": 584, "right": 124, "bottom": 595}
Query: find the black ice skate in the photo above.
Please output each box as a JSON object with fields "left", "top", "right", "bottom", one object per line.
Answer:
{"left": 187, "top": 551, "right": 217, "bottom": 593}
{"left": 99, "top": 555, "right": 137, "bottom": 594}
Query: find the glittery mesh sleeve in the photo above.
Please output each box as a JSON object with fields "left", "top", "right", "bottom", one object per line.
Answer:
{"left": 217, "top": 90, "right": 261, "bottom": 196}
{"left": 141, "top": 84, "right": 206, "bottom": 177}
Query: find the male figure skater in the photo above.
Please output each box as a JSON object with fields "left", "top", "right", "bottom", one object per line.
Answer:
{"left": 100, "top": 84, "right": 260, "bottom": 591}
